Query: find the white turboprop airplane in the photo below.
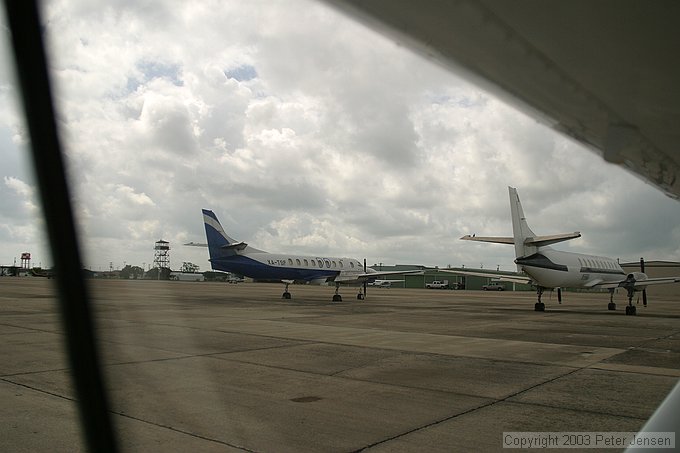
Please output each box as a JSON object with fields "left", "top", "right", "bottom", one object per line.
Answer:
{"left": 199, "top": 209, "right": 419, "bottom": 301}
{"left": 444, "top": 187, "right": 680, "bottom": 315}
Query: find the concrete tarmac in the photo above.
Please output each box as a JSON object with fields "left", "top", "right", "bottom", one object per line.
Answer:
{"left": 2, "top": 278, "right": 679, "bottom": 452}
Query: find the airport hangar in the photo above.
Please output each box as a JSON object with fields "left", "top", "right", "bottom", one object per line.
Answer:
{"left": 365, "top": 261, "right": 680, "bottom": 297}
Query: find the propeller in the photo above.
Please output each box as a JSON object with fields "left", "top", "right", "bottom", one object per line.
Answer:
{"left": 640, "top": 257, "right": 647, "bottom": 306}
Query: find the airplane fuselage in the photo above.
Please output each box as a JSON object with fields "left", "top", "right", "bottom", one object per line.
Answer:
{"left": 210, "top": 252, "right": 373, "bottom": 283}
{"left": 517, "top": 248, "right": 626, "bottom": 289}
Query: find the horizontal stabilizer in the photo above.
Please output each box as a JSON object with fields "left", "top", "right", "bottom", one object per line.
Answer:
{"left": 461, "top": 232, "right": 580, "bottom": 248}
{"left": 460, "top": 235, "right": 514, "bottom": 245}
{"left": 525, "top": 232, "right": 581, "bottom": 248}
{"left": 221, "top": 241, "right": 248, "bottom": 251}
{"left": 184, "top": 242, "right": 208, "bottom": 247}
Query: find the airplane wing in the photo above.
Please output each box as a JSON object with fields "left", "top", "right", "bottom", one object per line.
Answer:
{"left": 440, "top": 269, "right": 532, "bottom": 285}
{"left": 358, "top": 269, "right": 423, "bottom": 279}
{"left": 333, "top": 269, "right": 423, "bottom": 283}
{"left": 595, "top": 276, "right": 680, "bottom": 290}
{"left": 323, "top": 1, "right": 680, "bottom": 200}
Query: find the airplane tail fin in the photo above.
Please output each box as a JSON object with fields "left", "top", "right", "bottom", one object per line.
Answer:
{"left": 203, "top": 209, "right": 235, "bottom": 262}
{"left": 461, "top": 188, "right": 581, "bottom": 272}
{"left": 509, "top": 186, "right": 538, "bottom": 259}
{"left": 202, "top": 209, "right": 262, "bottom": 264}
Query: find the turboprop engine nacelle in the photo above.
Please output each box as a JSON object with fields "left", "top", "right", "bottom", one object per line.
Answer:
{"left": 626, "top": 272, "right": 648, "bottom": 283}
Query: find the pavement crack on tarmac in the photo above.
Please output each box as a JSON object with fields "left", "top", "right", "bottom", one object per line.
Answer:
{"left": 0, "top": 322, "right": 63, "bottom": 335}
{"left": 109, "top": 410, "right": 258, "bottom": 452}
{"left": 1, "top": 377, "right": 76, "bottom": 403}
{"left": 628, "top": 329, "right": 680, "bottom": 351}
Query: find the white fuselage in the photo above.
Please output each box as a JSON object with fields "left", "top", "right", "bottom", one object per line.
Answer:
{"left": 518, "top": 248, "right": 627, "bottom": 289}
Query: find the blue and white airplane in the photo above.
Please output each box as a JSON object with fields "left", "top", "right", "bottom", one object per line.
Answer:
{"left": 200, "top": 209, "right": 419, "bottom": 301}
{"left": 445, "top": 187, "right": 680, "bottom": 315}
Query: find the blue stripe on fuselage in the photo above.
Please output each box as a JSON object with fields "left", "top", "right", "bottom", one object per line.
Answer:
{"left": 210, "top": 254, "right": 339, "bottom": 281}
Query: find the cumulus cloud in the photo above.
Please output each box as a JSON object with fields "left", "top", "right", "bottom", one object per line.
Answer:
{"left": 0, "top": 0, "right": 678, "bottom": 272}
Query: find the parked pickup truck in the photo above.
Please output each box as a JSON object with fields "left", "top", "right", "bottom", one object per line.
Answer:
{"left": 426, "top": 280, "right": 450, "bottom": 289}
{"left": 482, "top": 282, "right": 505, "bottom": 291}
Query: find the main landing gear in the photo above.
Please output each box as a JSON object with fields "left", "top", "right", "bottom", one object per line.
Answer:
{"left": 624, "top": 287, "right": 637, "bottom": 316}
{"left": 607, "top": 289, "right": 616, "bottom": 311}
{"left": 333, "top": 283, "right": 366, "bottom": 302}
{"left": 282, "top": 281, "right": 292, "bottom": 299}
{"left": 332, "top": 282, "right": 342, "bottom": 302}
{"left": 281, "top": 281, "right": 363, "bottom": 302}
{"left": 608, "top": 284, "right": 637, "bottom": 315}
{"left": 534, "top": 287, "right": 545, "bottom": 312}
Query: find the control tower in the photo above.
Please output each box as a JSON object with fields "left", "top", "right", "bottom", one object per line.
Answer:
{"left": 153, "top": 240, "right": 170, "bottom": 271}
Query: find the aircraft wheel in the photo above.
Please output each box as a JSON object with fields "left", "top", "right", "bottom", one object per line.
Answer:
{"left": 282, "top": 292, "right": 291, "bottom": 300}
{"left": 534, "top": 302, "right": 545, "bottom": 312}
{"left": 625, "top": 306, "right": 637, "bottom": 316}
{"left": 608, "top": 302, "right": 616, "bottom": 311}
{"left": 357, "top": 294, "right": 364, "bottom": 300}
{"left": 332, "top": 294, "right": 342, "bottom": 302}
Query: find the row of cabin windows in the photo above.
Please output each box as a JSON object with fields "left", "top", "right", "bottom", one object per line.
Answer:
{"left": 578, "top": 257, "right": 618, "bottom": 270}
{"left": 285, "top": 258, "right": 358, "bottom": 269}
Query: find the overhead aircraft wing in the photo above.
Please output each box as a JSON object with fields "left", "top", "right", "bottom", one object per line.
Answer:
{"left": 323, "top": 1, "right": 680, "bottom": 199}
{"left": 440, "top": 269, "right": 532, "bottom": 285}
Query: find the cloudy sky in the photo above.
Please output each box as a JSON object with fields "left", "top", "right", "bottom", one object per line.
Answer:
{"left": 1, "top": 0, "right": 679, "bottom": 273}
